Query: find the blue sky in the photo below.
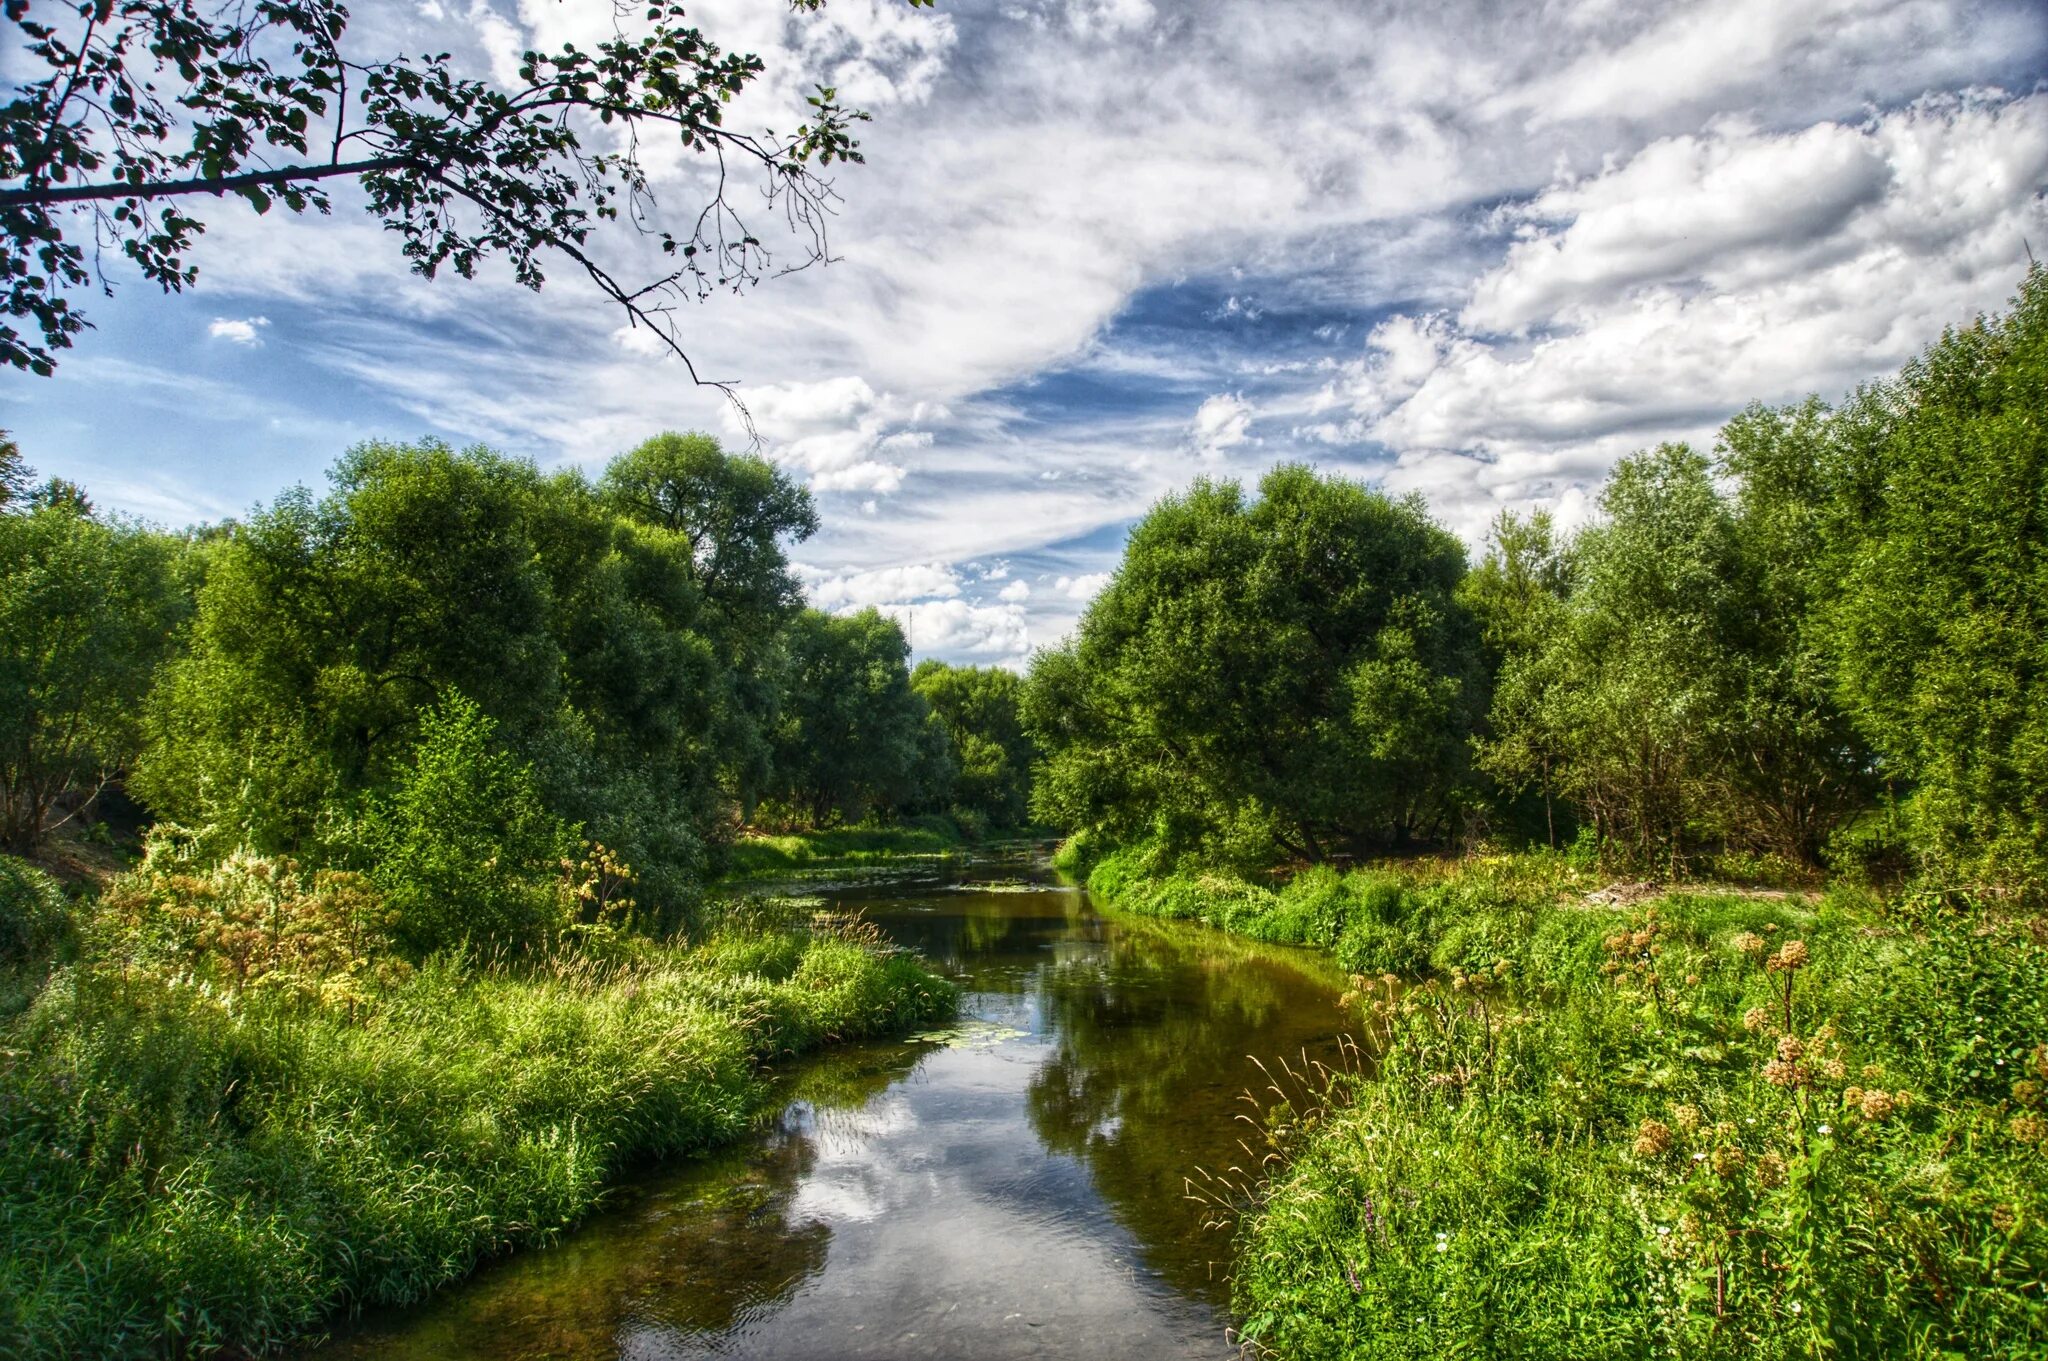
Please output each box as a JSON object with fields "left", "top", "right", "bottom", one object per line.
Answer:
{"left": 6, "top": 0, "right": 2048, "bottom": 664}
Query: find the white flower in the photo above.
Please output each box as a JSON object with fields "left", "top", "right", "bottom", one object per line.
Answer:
{"left": 1817, "top": 1124, "right": 1832, "bottom": 1135}
{"left": 1789, "top": 1300, "right": 1802, "bottom": 1315}
{"left": 1656, "top": 1225, "right": 1671, "bottom": 1237}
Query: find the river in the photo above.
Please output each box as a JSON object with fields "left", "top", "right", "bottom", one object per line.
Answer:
{"left": 317, "top": 846, "right": 1352, "bottom": 1359}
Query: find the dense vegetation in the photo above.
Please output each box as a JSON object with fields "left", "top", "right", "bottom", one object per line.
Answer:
{"left": 1037, "top": 272, "right": 2048, "bottom": 1357}
{"left": 0, "top": 426, "right": 1046, "bottom": 1354}
{"left": 1033, "top": 269, "right": 2048, "bottom": 898}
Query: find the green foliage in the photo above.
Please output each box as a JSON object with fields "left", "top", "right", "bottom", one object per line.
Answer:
{"left": 0, "top": 887, "right": 954, "bottom": 1356}
{"left": 719, "top": 822, "right": 965, "bottom": 879}
{"left": 911, "top": 660, "right": 1035, "bottom": 828}
{"left": 764, "top": 608, "right": 950, "bottom": 827}
{"left": 1817, "top": 268, "right": 2048, "bottom": 896}
{"left": 1100, "top": 858, "right": 2048, "bottom": 1358}
{"left": 0, "top": 498, "right": 187, "bottom": 853}
{"left": 362, "top": 695, "right": 572, "bottom": 958}
{"left": 134, "top": 436, "right": 824, "bottom": 929}
{"left": 0, "top": 854, "right": 71, "bottom": 968}
{"left": 1026, "top": 466, "right": 1483, "bottom": 865}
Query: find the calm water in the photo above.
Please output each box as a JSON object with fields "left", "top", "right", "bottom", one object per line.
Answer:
{"left": 317, "top": 849, "right": 1351, "bottom": 1359}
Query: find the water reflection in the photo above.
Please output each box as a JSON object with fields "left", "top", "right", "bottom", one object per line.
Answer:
{"left": 315, "top": 857, "right": 1348, "bottom": 1360}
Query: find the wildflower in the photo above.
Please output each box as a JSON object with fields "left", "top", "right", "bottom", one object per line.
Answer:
{"left": 1672, "top": 1104, "right": 1703, "bottom": 1133}
{"left": 1631, "top": 930, "right": 1655, "bottom": 951}
{"left": 2009, "top": 1112, "right": 2047, "bottom": 1145}
{"left": 1605, "top": 932, "right": 1628, "bottom": 953}
{"left": 1763, "top": 1059, "right": 1799, "bottom": 1087}
{"left": 1435, "top": 1232, "right": 1449, "bottom": 1254}
{"left": 1819, "top": 1058, "right": 1847, "bottom": 1082}
{"left": 1684, "top": 974, "right": 1700, "bottom": 987}
{"left": 1776, "top": 1035, "right": 1806, "bottom": 1063}
{"left": 1862, "top": 1063, "right": 1884, "bottom": 1081}
{"left": 2013, "top": 1080, "right": 2043, "bottom": 1108}
{"left": 1789, "top": 1300, "right": 1801, "bottom": 1315}
{"left": 1843, "top": 1085, "right": 1865, "bottom": 1109}
{"left": 1892, "top": 1089, "right": 1913, "bottom": 1111}
{"left": 1711, "top": 1145, "right": 1746, "bottom": 1178}
{"left": 1992, "top": 1205, "right": 2016, "bottom": 1233}
{"left": 1767, "top": 940, "right": 1810, "bottom": 972}
{"left": 1731, "top": 931, "right": 1766, "bottom": 957}
{"left": 1493, "top": 959, "right": 1513, "bottom": 978}
{"left": 2034, "top": 1044, "right": 2048, "bottom": 1081}
{"left": 1742, "top": 1007, "right": 1772, "bottom": 1033}
{"left": 1859, "top": 1090, "right": 1896, "bottom": 1122}
{"left": 1754, "top": 1152, "right": 1788, "bottom": 1188}
{"left": 1816, "top": 1123, "right": 1832, "bottom": 1136}
{"left": 1634, "top": 1119, "right": 1675, "bottom": 1158}
{"left": 1713, "top": 1121, "right": 1737, "bottom": 1141}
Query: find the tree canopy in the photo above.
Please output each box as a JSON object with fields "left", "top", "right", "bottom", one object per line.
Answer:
{"left": 1025, "top": 466, "right": 1483, "bottom": 866}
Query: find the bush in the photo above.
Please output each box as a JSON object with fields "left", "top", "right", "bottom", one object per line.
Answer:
{"left": 0, "top": 855, "right": 71, "bottom": 966}
{"left": 364, "top": 694, "right": 572, "bottom": 957}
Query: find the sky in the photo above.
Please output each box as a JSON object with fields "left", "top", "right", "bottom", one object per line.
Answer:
{"left": 6, "top": 0, "right": 2048, "bottom": 666}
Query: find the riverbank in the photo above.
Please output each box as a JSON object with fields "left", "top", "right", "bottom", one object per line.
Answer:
{"left": 0, "top": 858, "right": 954, "bottom": 1358}
{"left": 1083, "top": 850, "right": 2048, "bottom": 1358}
{"left": 719, "top": 819, "right": 971, "bottom": 880}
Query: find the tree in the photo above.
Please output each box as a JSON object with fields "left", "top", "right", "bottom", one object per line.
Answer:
{"left": 1025, "top": 466, "right": 1483, "bottom": 866}
{"left": 2, "top": 0, "right": 931, "bottom": 388}
{"left": 912, "top": 660, "right": 1034, "bottom": 828}
{"left": 764, "top": 607, "right": 941, "bottom": 826}
{"left": 1489, "top": 446, "right": 1747, "bottom": 868}
{"left": 1461, "top": 509, "right": 1570, "bottom": 847}
{"left": 0, "top": 496, "right": 185, "bottom": 852}
{"left": 0, "top": 432, "right": 30, "bottom": 509}
{"left": 599, "top": 430, "right": 816, "bottom": 816}
{"left": 1819, "top": 267, "right": 2048, "bottom": 895}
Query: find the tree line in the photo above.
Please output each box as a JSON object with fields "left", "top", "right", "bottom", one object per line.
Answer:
{"left": 0, "top": 429, "right": 1033, "bottom": 947}
{"left": 1026, "top": 268, "right": 2048, "bottom": 899}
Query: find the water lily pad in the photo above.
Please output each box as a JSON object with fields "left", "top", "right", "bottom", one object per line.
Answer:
{"left": 907, "top": 1021, "right": 1030, "bottom": 1049}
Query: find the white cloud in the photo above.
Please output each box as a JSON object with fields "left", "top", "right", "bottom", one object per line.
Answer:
{"left": 799, "top": 560, "right": 963, "bottom": 609}
{"left": 1055, "top": 572, "right": 1111, "bottom": 602}
{"left": 1189, "top": 392, "right": 1254, "bottom": 457}
{"left": 997, "top": 579, "right": 1032, "bottom": 602}
{"left": 207, "top": 316, "right": 270, "bottom": 345}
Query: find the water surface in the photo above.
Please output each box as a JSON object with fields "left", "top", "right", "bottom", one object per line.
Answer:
{"left": 320, "top": 850, "right": 1350, "bottom": 1359}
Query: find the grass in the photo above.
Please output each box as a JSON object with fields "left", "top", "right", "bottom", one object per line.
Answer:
{"left": 718, "top": 817, "right": 969, "bottom": 879}
{"left": 1084, "top": 846, "right": 2048, "bottom": 1358}
{"left": 0, "top": 859, "right": 954, "bottom": 1358}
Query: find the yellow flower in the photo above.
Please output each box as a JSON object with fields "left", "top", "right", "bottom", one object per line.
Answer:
{"left": 1672, "top": 1104, "right": 1703, "bottom": 1133}
{"left": 1859, "top": 1090, "right": 1896, "bottom": 1121}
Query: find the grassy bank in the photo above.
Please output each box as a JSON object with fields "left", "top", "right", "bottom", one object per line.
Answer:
{"left": 0, "top": 859, "right": 953, "bottom": 1358}
{"left": 719, "top": 818, "right": 971, "bottom": 880}
{"left": 1084, "top": 849, "right": 2048, "bottom": 1358}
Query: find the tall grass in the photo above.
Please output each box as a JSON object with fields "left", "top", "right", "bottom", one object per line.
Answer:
{"left": 0, "top": 893, "right": 953, "bottom": 1357}
{"left": 1087, "top": 846, "right": 2048, "bottom": 1357}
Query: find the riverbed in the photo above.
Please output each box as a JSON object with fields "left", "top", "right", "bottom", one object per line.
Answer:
{"left": 317, "top": 848, "right": 1351, "bottom": 1359}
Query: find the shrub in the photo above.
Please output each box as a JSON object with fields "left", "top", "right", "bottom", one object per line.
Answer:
{"left": 363, "top": 694, "right": 572, "bottom": 957}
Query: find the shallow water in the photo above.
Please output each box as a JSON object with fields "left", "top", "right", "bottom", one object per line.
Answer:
{"left": 317, "top": 849, "right": 1351, "bottom": 1359}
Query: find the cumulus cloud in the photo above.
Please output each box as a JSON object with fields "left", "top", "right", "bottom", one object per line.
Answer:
{"left": 207, "top": 316, "right": 270, "bottom": 345}
{"left": 1188, "top": 392, "right": 1255, "bottom": 458}
{"left": 798, "top": 560, "right": 963, "bottom": 609}
{"left": 1055, "top": 573, "right": 1111, "bottom": 602}
{"left": 997, "top": 579, "right": 1032, "bottom": 602}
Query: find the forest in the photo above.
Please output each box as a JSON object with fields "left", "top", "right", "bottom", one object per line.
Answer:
{"left": 2, "top": 275, "right": 2043, "bottom": 1360}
